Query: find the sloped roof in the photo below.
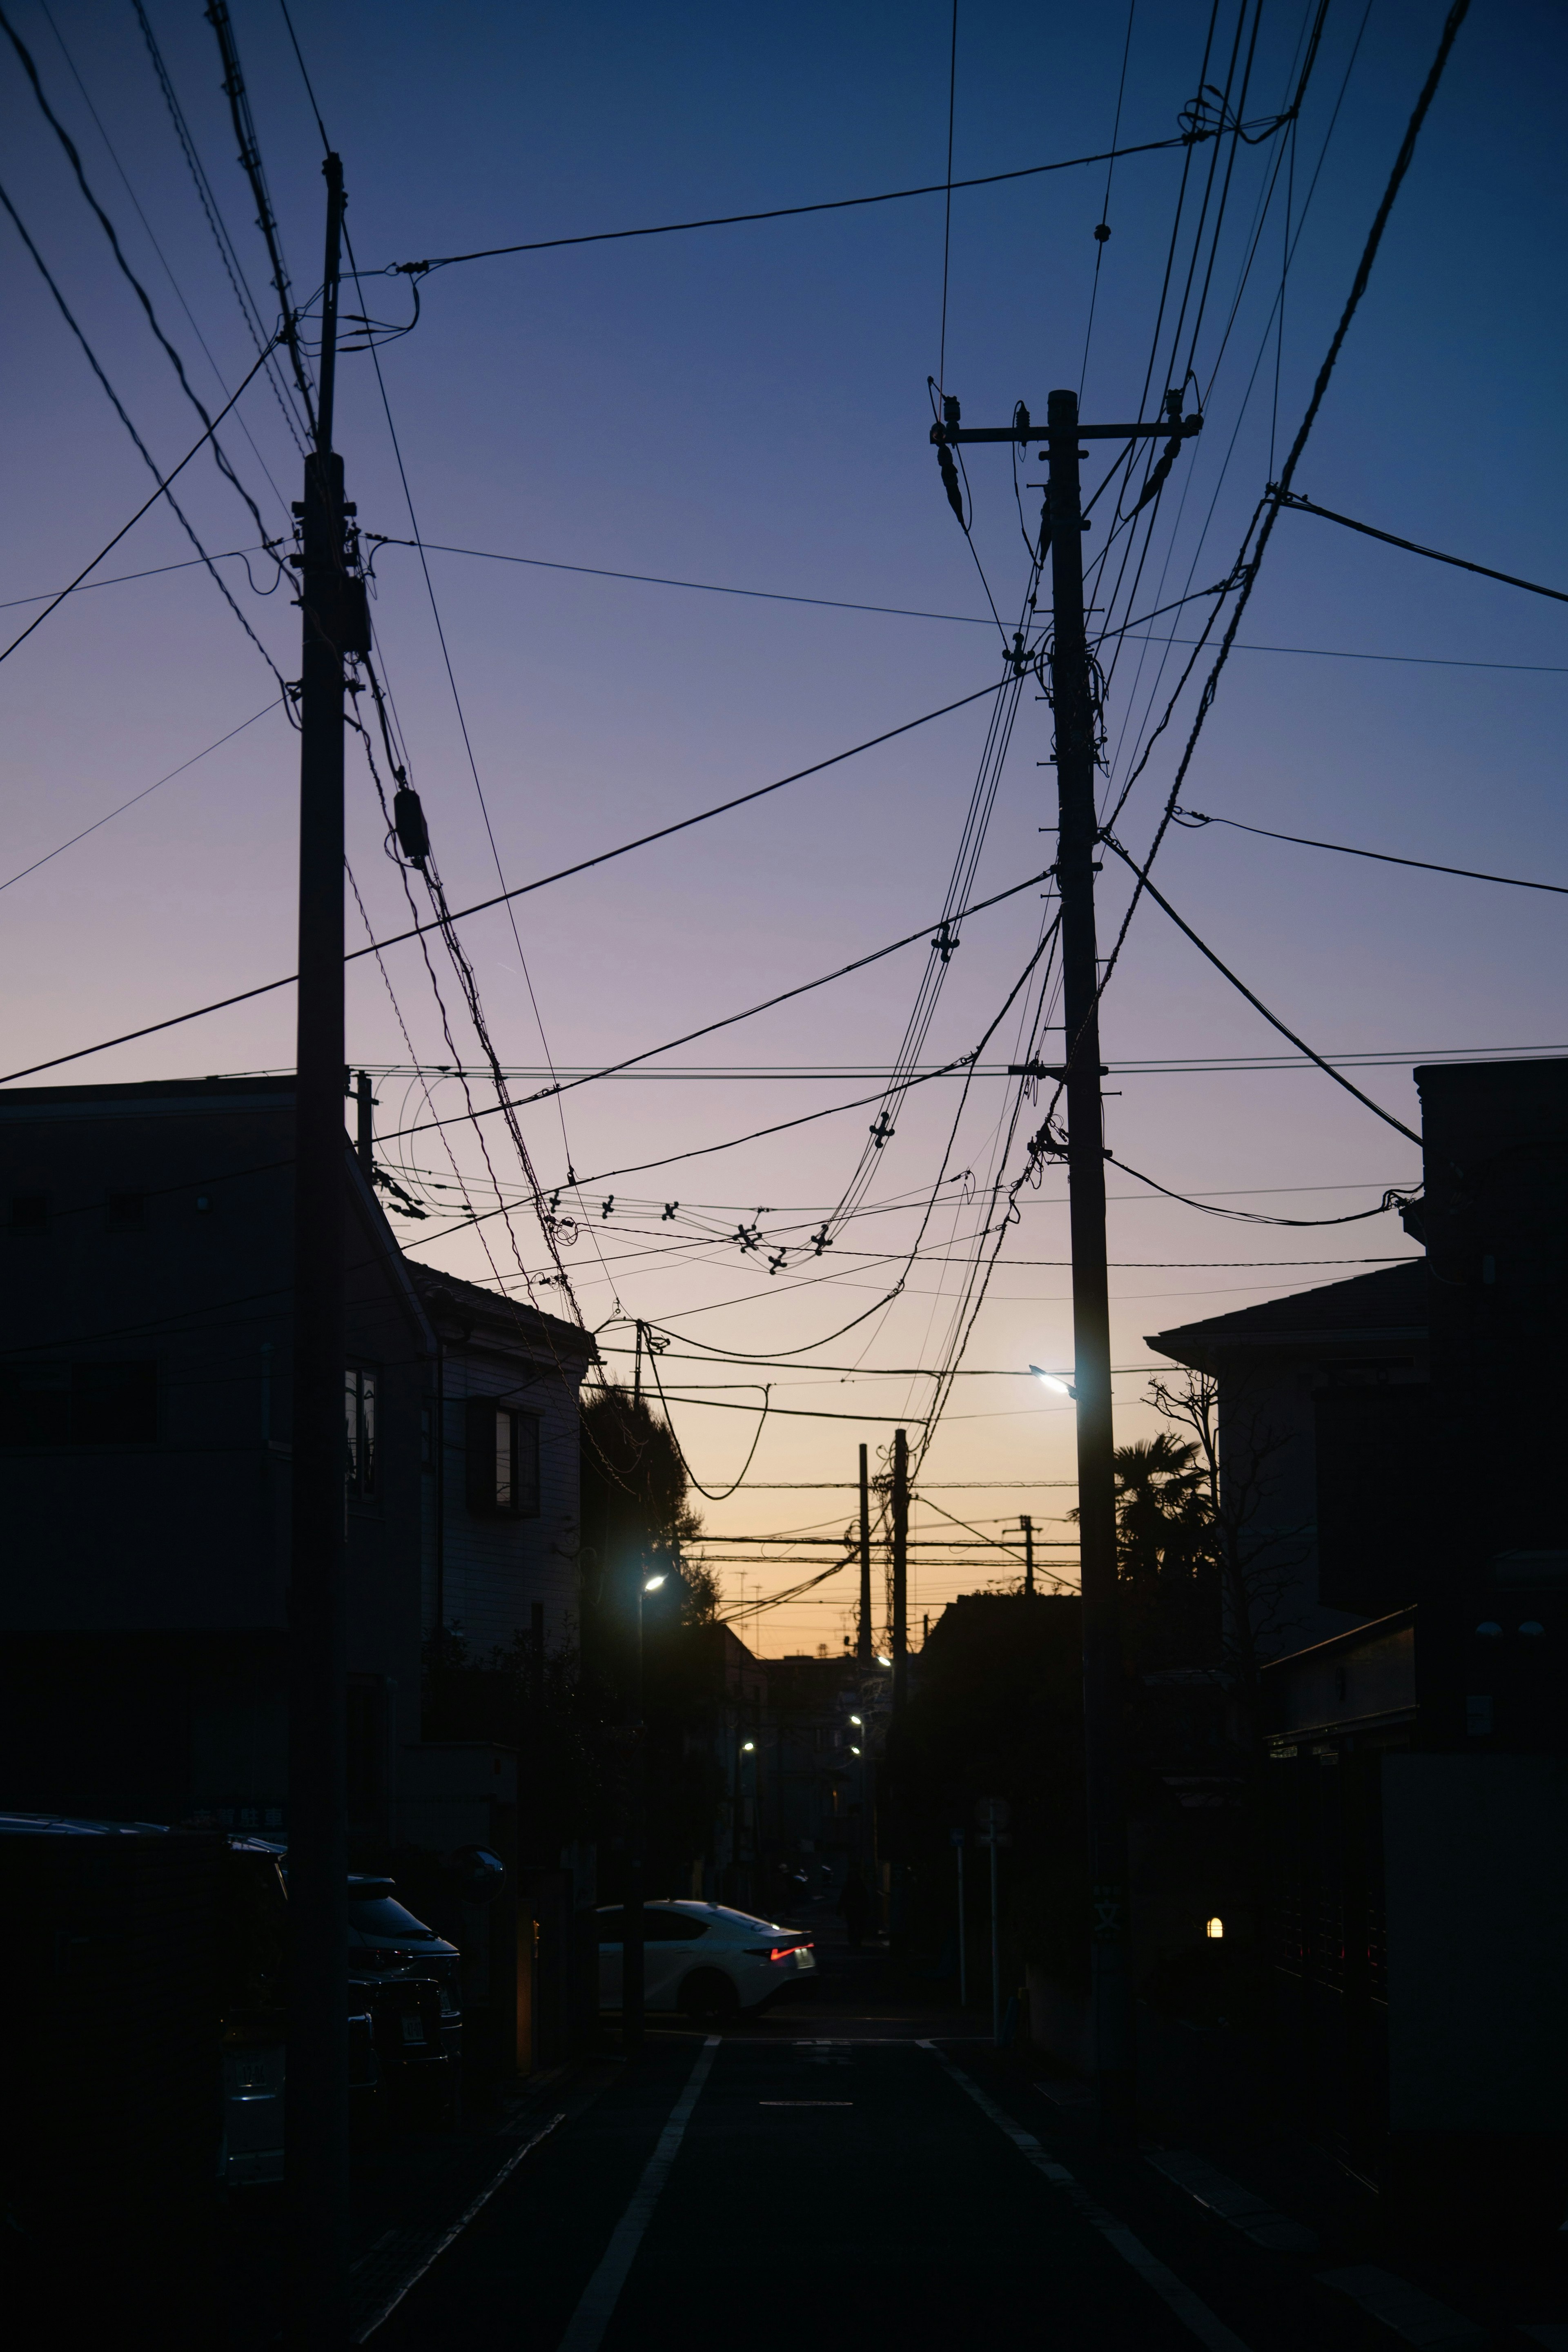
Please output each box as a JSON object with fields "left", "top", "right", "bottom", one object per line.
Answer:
{"left": 1147, "top": 1257, "right": 1427, "bottom": 1367}
{"left": 404, "top": 1260, "right": 597, "bottom": 1360}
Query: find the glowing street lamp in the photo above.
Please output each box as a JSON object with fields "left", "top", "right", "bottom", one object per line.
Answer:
{"left": 1031, "top": 1364, "right": 1077, "bottom": 1400}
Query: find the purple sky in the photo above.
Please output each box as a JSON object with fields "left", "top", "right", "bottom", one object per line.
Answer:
{"left": 3, "top": 0, "right": 1564, "bottom": 1650}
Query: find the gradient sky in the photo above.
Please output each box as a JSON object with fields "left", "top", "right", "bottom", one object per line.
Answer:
{"left": 3, "top": 0, "right": 1564, "bottom": 1651}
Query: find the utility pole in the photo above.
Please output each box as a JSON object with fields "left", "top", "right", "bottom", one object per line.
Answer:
{"left": 931, "top": 385, "right": 1200, "bottom": 2135}
{"left": 633, "top": 1319, "right": 643, "bottom": 1408}
{"left": 287, "top": 153, "right": 356, "bottom": 2347}
{"left": 889, "top": 1428, "right": 909, "bottom": 1717}
{"left": 624, "top": 1555, "right": 648, "bottom": 2058}
{"left": 856, "top": 1443, "right": 872, "bottom": 1668}
{"left": 1021, "top": 1513, "right": 1035, "bottom": 1598}
{"left": 353, "top": 1069, "right": 374, "bottom": 1182}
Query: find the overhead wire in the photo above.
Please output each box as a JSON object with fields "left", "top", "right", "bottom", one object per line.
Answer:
{"left": 0, "top": 282, "right": 284, "bottom": 680}
{"left": 0, "top": 700, "right": 282, "bottom": 897}
{"left": 382, "top": 130, "right": 1266, "bottom": 278}
{"left": 129, "top": 0, "right": 310, "bottom": 457}
{"left": 1, "top": 8, "right": 281, "bottom": 556}
{"left": 1073, "top": 0, "right": 1474, "bottom": 1127}
{"left": 0, "top": 678, "right": 1006, "bottom": 1086}
{"left": 1173, "top": 808, "right": 1568, "bottom": 898}
{"left": 35, "top": 0, "right": 296, "bottom": 515}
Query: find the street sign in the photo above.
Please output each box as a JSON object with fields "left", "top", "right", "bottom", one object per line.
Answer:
{"left": 975, "top": 1795, "right": 1010, "bottom": 1829}
{"left": 949, "top": 1826, "right": 966, "bottom": 1846}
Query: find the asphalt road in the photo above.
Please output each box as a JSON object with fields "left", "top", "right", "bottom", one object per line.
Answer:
{"left": 367, "top": 1942, "right": 1556, "bottom": 2351}
{"left": 363, "top": 2027, "right": 1431, "bottom": 2349}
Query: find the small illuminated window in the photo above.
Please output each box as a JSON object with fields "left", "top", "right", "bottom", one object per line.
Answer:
{"left": 1205, "top": 1916, "right": 1224, "bottom": 1940}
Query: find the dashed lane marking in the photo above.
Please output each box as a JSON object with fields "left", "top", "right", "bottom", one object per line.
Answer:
{"left": 922, "top": 2044, "right": 1254, "bottom": 2352}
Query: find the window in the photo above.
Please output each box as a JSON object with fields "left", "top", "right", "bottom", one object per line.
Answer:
{"left": 9, "top": 1194, "right": 46, "bottom": 1232}
{"left": 1, "top": 1362, "right": 156, "bottom": 1446}
{"left": 464, "top": 1398, "right": 539, "bottom": 1517}
{"left": 345, "top": 1367, "right": 378, "bottom": 1499}
{"left": 106, "top": 1192, "right": 145, "bottom": 1231}
{"left": 592, "top": 1909, "right": 707, "bottom": 1946}
{"left": 644, "top": 1911, "right": 708, "bottom": 1942}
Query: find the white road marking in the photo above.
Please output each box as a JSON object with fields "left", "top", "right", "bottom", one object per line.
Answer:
{"left": 1316, "top": 2264, "right": 1486, "bottom": 2348}
{"left": 922, "top": 2044, "right": 1254, "bottom": 2352}
{"left": 1147, "top": 2148, "right": 1319, "bottom": 2252}
{"left": 354, "top": 2114, "right": 564, "bottom": 2341}
{"left": 556, "top": 2040, "right": 719, "bottom": 2351}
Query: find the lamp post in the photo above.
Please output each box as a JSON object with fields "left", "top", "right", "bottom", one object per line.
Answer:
{"left": 624, "top": 1568, "right": 666, "bottom": 2058}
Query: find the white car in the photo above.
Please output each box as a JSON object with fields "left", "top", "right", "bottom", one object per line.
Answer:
{"left": 597, "top": 1900, "right": 816, "bottom": 2022}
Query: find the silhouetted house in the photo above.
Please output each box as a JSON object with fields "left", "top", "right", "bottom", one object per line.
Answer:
{"left": 408, "top": 1260, "right": 596, "bottom": 1666}
{"left": 0, "top": 1077, "right": 593, "bottom": 1858}
{"left": 1153, "top": 1059, "right": 1568, "bottom": 2234}
{"left": 1148, "top": 1257, "right": 1430, "bottom": 1655}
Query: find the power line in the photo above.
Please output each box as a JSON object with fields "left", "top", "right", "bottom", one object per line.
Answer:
{"left": 0, "top": 677, "right": 1004, "bottom": 1087}
{"left": 384, "top": 131, "right": 1235, "bottom": 278}
{"left": 1, "top": 7, "right": 278, "bottom": 552}
{"left": 1101, "top": 840, "right": 1423, "bottom": 1147}
{"left": 1174, "top": 808, "right": 1568, "bottom": 898}
{"left": 0, "top": 303, "right": 282, "bottom": 674}
{"left": 365, "top": 533, "right": 992, "bottom": 626}
{"left": 130, "top": 0, "right": 310, "bottom": 454}
{"left": 0, "top": 701, "right": 281, "bottom": 896}
{"left": 383, "top": 866, "right": 1053, "bottom": 1143}
{"left": 1082, "top": 0, "right": 1474, "bottom": 1138}
{"left": 0, "top": 547, "right": 265, "bottom": 612}
{"left": 1275, "top": 488, "right": 1568, "bottom": 605}
{"left": 35, "top": 0, "right": 296, "bottom": 510}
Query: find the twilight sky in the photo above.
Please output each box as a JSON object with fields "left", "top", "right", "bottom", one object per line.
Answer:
{"left": 2, "top": 0, "right": 1563, "bottom": 1651}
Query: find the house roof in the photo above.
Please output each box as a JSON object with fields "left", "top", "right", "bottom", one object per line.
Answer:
{"left": 404, "top": 1259, "right": 598, "bottom": 1362}
{"left": 1147, "top": 1257, "right": 1427, "bottom": 1368}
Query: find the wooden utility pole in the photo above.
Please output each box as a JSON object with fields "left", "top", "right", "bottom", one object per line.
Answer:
{"left": 287, "top": 152, "right": 354, "bottom": 2344}
{"left": 857, "top": 1442, "right": 872, "bottom": 1666}
{"left": 930, "top": 385, "right": 1200, "bottom": 2136}
{"left": 1044, "top": 383, "right": 1132, "bottom": 2133}
{"left": 1021, "top": 1512, "right": 1036, "bottom": 1597}
{"left": 354, "top": 1069, "right": 374, "bottom": 1181}
{"left": 890, "top": 1427, "right": 909, "bottom": 1717}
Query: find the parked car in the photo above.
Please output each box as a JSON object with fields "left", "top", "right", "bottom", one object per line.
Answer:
{"left": 597, "top": 1900, "right": 815, "bottom": 2021}
{"left": 347, "top": 1875, "right": 462, "bottom": 2115}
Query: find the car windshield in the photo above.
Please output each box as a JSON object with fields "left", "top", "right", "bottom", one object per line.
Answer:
{"left": 347, "top": 1896, "right": 439, "bottom": 1941}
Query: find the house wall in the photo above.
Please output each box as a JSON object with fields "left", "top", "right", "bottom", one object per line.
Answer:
{"left": 428, "top": 1337, "right": 584, "bottom": 1659}
{"left": 0, "top": 1080, "right": 429, "bottom": 1825}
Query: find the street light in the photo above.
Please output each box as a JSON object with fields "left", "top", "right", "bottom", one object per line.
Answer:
{"left": 849, "top": 1745, "right": 861, "bottom": 1756}
{"left": 1031, "top": 1364, "right": 1077, "bottom": 1399}
{"left": 625, "top": 1561, "right": 668, "bottom": 2059}
{"left": 849, "top": 1714, "right": 862, "bottom": 1726}
{"left": 875, "top": 1653, "right": 892, "bottom": 1666}
{"left": 742, "top": 1740, "right": 755, "bottom": 1753}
